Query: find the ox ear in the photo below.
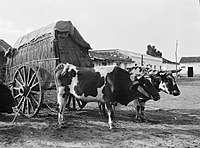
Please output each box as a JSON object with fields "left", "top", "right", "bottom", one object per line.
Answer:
{"left": 136, "top": 71, "right": 147, "bottom": 79}
{"left": 69, "top": 69, "right": 76, "bottom": 78}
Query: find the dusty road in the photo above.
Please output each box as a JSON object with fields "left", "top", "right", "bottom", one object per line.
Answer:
{"left": 0, "top": 77, "right": 200, "bottom": 148}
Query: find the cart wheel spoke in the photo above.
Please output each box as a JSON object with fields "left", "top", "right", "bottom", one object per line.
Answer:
{"left": 14, "top": 78, "right": 23, "bottom": 87}
{"left": 17, "top": 96, "right": 25, "bottom": 109}
{"left": 28, "top": 73, "right": 36, "bottom": 87}
{"left": 14, "top": 94, "right": 22, "bottom": 99}
{"left": 21, "top": 97, "right": 26, "bottom": 113}
{"left": 27, "top": 96, "right": 35, "bottom": 112}
{"left": 13, "top": 87, "right": 20, "bottom": 91}
{"left": 26, "top": 97, "right": 31, "bottom": 115}
{"left": 30, "top": 82, "right": 39, "bottom": 90}
{"left": 30, "top": 90, "right": 40, "bottom": 95}
{"left": 18, "top": 69, "right": 24, "bottom": 84}
{"left": 29, "top": 93, "right": 39, "bottom": 107}
{"left": 26, "top": 67, "right": 31, "bottom": 85}
{"left": 23, "top": 66, "right": 27, "bottom": 85}
{"left": 66, "top": 94, "right": 87, "bottom": 111}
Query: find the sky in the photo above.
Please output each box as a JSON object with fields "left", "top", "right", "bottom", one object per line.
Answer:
{"left": 0, "top": 0, "right": 199, "bottom": 62}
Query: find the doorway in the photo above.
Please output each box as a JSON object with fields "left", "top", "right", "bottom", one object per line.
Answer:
{"left": 188, "top": 67, "right": 193, "bottom": 77}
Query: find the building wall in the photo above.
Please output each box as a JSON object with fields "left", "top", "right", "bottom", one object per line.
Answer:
{"left": 119, "top": 50, "right": 162, "bottom": 70}
{"left": 0, "top": 53, "right": 6, "bottom": 82}
{"left": 179, "top": 62, "right": 200, "bottom": 77}
{"left": 162, "top": 63, "right": 180, "bottom": 71}
{"left": 92, "top": 60, "right": 134, "bottom": 69}
{"left": 0, "top": 54, "right": 6, "bottom": 68}
{"left": 128, "top": 54, "right": 162, "bottom": 70}
{"left": 91, "top": 49, "right": 163, "bottom": 70}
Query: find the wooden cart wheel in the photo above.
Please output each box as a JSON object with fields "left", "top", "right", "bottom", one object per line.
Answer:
{"left": 12, "top": 65, "right": 44, "bottom": 117}
{"left": 66, "top": 94, "right": 87, "bottom": 111}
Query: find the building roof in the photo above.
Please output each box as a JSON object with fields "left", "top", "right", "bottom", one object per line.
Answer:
{"left": 179, "top": 56, "right": 200, "bottom": 63}
{"left": 13, "top": 20, "right": 91, "bottom": 50}
{"left": 0, "top": 39, "right": 11, "bottom": 53}
{"left": 89, "top": 49, "right": 133, "bottom": 62}
{"left": 90, "top": 48, "right": 165, "bottom": 63}
{"left": 162, "top": 58, "right": 179, "bottom": 64}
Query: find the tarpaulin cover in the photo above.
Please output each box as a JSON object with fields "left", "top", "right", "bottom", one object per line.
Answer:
{"left": 13, "top": 21, "right": 91, "bottom": 50}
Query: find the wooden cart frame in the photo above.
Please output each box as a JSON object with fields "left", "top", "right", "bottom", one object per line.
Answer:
{"left": 6, "top": 21, "right": 93, "bottom": 117}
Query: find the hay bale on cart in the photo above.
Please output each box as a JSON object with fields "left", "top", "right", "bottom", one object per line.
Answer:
{"left": 6, "top": 20, "right": 93, "bottom": 117}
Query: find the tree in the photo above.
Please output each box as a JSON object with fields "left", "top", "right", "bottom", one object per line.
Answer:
{"left": 146, "top": 45, "right": 162, "bottom": 58}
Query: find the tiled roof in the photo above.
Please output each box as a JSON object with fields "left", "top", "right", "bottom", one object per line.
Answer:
{"left": 89, "top": 49, "right": 133, "bottom": 62}
{"left": 162, "top": 58, "right": 179, "bottom": 64}
{"left": 0, "top": 39, "right": 11, "bottom": 53}
{"left": 179, "top": 57, "right": 200, "bottom": 63}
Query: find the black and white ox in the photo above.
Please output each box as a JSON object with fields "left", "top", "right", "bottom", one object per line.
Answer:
{"left": 55, "top": 63, "right": 160, "bottom": 129}
{"left": 0, "top": 83, "right": 15, "bottom": 114}
{"left": 130, "top": 69, "right": 181, "bottom": 121}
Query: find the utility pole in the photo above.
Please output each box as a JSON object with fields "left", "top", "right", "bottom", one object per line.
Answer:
{"left": 141, "top": 55, "right": 144, "bottom": 66}
{"left": 175, "top": 40, "right": 178, "bottom": 78}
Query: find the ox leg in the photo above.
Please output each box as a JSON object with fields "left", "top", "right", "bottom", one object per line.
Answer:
{"left": 140, "top": 101, "right": 148, "bottom": 122}
{"left": 98, "top": 102, "right": 107, "bottom": 117}
{"left": 134, "top": 98, "right": 148, "bottom": 122}
{"left": 134, "top": 99, "right": 142, "bottom": 121}
{"left": 57, "top": 86, "right": 68, "bottom": 125}
{"left": 105, "top": 101, "right": 115, "bottom": 129}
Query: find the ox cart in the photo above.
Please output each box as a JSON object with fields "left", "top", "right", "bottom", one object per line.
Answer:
{"left": 6, "top": 21, "right": 93, "bottom": 117}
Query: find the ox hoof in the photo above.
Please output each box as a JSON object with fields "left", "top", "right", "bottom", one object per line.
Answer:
{"left": 140, "top": 116, "right": 148, "bottom": 122}
{"left": 57, "top": 122, "right": 68, "bottom": 128}
{"left": 109, "top": 124, "right": 116, "bottom": 130}
{"left": 109, "top": 126, "right": 114, "bottom": 130}
{"left": 135, "top": 116, "right": 148, "bottom": 123}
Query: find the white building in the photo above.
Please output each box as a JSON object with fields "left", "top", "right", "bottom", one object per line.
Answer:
{"left": 162, "top": 58, "right": 179, "bottom": 71}
{"left": 119, "top": 49, "right": 162, "bottom": 70}
{"left": 179, "top": 56, "right": 200, "bottom": 77}
{"left": 89, "top": 49, "right": 134, "bottom": 69}
{"left": 89, "top": 49, "right": 163, "bottom": 70}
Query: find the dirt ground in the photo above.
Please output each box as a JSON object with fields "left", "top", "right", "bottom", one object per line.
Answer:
{"left": 0, "top": 77, "right": 200, "bottom": 148}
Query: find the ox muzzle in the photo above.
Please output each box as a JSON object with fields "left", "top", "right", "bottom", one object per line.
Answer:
{"left": 152, "top": 94, "right": 160, "bottom": 101}
{"left": 171, "top": 90, "right": 180, "bottom": 96}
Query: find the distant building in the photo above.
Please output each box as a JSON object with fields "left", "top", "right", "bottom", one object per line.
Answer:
{"left": 118, "top": 49, "right": 162, "bottom": 70}
{"left": 162, "top": 58, "right": 180, "bottom": 71}
{"left": 89, "top": 49, "right": 134, "bottom": 69}
{"left": 179, "top": 56, "right": 200, "bottom": 77}
{"left": 89, "top": 49, "right": 163, "bottom": 70}
{"left": 0, "top": 39, "right": 11, "bottom": 82}
{"left": 0, "top": 39, "right": 10, "bottom": 68}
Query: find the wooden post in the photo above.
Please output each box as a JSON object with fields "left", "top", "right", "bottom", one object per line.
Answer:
{"left": 141, "top": 55, "right": 144, "bottom": 66}
{"left": 175, "top": 40, "right": 178, "bottom": 78}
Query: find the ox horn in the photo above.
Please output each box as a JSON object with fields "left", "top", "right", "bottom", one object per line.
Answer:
{"left": 170, "top": 69, "right": 182, "bottom": 73}
{"left": 158, "top": 70, "right": 167, "bottom": 75}
{"left": 136, "top": 71, "right": 147, "bottom": 79}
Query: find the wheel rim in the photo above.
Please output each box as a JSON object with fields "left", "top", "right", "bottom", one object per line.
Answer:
{"left": 66, "top": 94, "right": 87, "bottom": 111}
{"left": 12, "top": 65, "right": 43, "bottom": 117}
